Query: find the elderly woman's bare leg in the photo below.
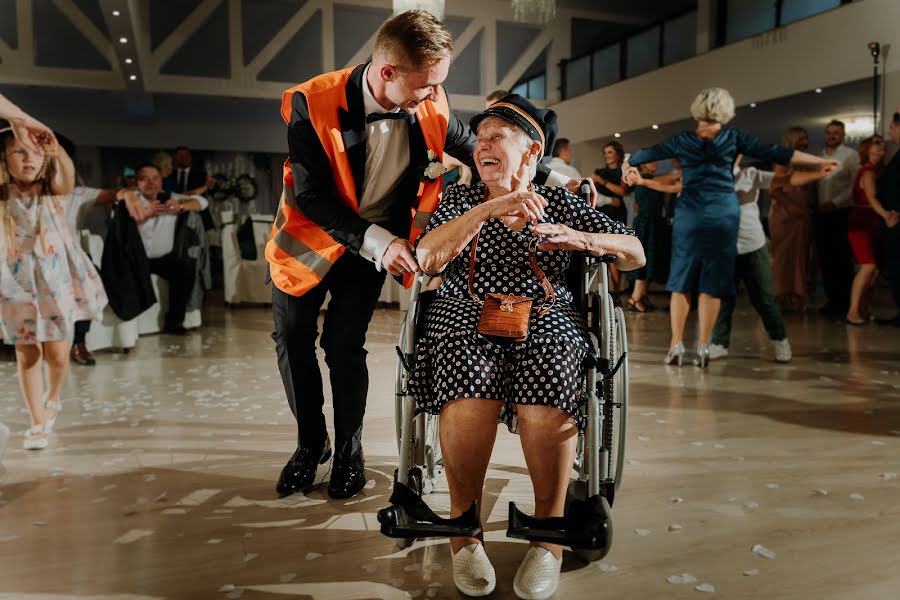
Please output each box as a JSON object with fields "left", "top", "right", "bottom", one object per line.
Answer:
{"left": 439, "top": 397, "right": 504, "bottom": 554}
{"left": 515, "top": 404, "right": 578, "bottom": 559}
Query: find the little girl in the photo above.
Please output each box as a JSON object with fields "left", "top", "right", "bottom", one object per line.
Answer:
{"left": 0, "top": 94, "right": 108, "bottom": 450}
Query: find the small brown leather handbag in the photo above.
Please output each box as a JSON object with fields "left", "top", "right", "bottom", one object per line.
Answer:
{"left": 468, "top": 233, "right": 556, "bottom": 342}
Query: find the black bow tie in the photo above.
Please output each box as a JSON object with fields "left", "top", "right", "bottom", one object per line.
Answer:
{"left": 366, "top": 111, "right": 413, "bottom": 124}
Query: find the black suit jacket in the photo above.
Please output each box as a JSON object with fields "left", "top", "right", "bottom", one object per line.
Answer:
{"left": 286, "top": 63, "right": 554, "bottom": 254}
{"left": 101, "top": 202, "right": 156, "bottom": 320}
{"left": 165, "top": 167, "right": 207, "bottom": 194}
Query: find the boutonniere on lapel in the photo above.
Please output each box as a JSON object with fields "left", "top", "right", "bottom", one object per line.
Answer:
{"left": 420, "top": 149, "right": 448, "bottom": 182}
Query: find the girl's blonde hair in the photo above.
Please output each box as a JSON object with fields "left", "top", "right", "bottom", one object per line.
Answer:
{"left": 0, "top": 132, "right": 65, "bottom": 257}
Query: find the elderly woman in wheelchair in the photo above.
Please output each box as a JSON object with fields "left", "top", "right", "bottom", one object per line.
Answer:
{"left": 388, "top": 95, "right": 645, "bottom": 599}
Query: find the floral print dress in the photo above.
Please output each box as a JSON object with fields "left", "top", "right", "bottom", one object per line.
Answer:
{"left": 0, "top": 185, "right": 107, "bottom": 344}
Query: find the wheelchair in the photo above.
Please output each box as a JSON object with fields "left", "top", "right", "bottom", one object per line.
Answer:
{"left": 378, "top": 254, "right": 629, "bottom": 562}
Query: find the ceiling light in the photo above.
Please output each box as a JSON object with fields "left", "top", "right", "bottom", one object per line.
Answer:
{"left": 112, "top": 10, "right": 120, "bottom": 16}
{"left": 815, "top": 88, "right": 823, "bottom": 93}
{"left": 749, "top": 102, "right": 757, "bottom": 108}
{"left": 125, "top": 58, "right": 133, "bottom": 64}
{"left": 651, "top": 124, "right": 659, "bottom": 130}
{"left": 614, "top": 133, "right": 621, "bottom": 138}
{"left": 119, "top": 37, "right": 128, "bottom": 44}
{"left": 129, "top": 75, "right": 137, "bottom": 81}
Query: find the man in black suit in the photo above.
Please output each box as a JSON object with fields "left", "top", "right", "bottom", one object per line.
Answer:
{"left": 268, "top": 10, "right": 593, "bottom": 501}
{"left": 165, "top": 146, "right": 214, "bottom": 229}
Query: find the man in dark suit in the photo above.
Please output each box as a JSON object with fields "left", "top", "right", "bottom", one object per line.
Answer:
{"left": 267, "top": 10, "right": 592, "bottom": 501}
{"left": 165, "top": 146, "right": 214, "bottom": 229}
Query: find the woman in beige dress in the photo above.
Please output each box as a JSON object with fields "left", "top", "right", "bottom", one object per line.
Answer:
{"left": 769, "top": 127, "right": 816, "bottom": 311}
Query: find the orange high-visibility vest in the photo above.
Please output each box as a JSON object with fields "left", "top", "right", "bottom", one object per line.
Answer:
{"left": 265, "top": 66, "right": 450, "bottom": 297}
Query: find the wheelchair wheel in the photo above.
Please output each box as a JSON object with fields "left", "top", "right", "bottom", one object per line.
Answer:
{"left": 422, "top": 415, "right": 442, "bottom": 495}
{"left": 394, "top": 320, "right": 408, "bottom": 453}
{"left": 565, "top": 480, "right": 613, "bottom": 563}
{"left": 612, "top": 306, "right": 629, "bottom": 490}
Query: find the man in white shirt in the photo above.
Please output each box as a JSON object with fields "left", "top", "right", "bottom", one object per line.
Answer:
{"left": 815, "top": 119, "right": 858, "bottom": 316}
{"left": 546, "top": 138, "right": 582, "bottom": 180}
{"left": 133, "top": 164, "right": 208, "bottom": 335}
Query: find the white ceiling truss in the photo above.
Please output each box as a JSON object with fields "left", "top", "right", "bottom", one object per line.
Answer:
{"left": 0, "top": 0, "right": 653, "bottom": 112}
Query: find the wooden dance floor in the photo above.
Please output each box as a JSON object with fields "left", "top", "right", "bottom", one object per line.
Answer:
{"left": 1, "top": 299, "right": 898, "bottom": 599}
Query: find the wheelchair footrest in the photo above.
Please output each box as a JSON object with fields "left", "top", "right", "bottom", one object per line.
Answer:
{"left": 377, "top": 480, "right": 481, "bottom": 539}
{"left": 506, "top": 495, "right": 612, "bottom": 550}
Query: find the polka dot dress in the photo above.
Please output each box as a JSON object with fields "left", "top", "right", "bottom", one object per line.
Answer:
{"left": 409, "top": 183, "right": 634, "bottom": 429}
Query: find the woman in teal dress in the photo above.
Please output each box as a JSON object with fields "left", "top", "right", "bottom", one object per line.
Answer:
{"left": 625, "top": 88, "right": 837, "bottom": 367}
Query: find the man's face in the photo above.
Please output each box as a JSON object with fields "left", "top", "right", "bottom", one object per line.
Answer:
{"left": 559, "top": 146, "right": 572, "bottom": 164}
{"left": 174, "top": 149, "right": 192, "bottom": 168}
{"left": 824, "top": 125, "right": 844, "bottom": 148}
{"left": 137, "top": 166, "right": 163, "bottom": 198}
{"left": 383, "top": 57, "right": 451, "bottom": 114}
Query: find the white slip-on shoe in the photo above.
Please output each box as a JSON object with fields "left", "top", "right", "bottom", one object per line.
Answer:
{"left": 772, "top": 338, "right": 792, "bottom": 363}
{"left": 708, "top": 344, "right": 728, "bottom": 360}
{"left": 452, "top": 543, "right": 496, "bottom": 597}
{"left": 513, "top": 546, "right": 563, "bottom": 600}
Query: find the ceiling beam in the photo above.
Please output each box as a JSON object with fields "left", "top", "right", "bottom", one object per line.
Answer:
{"left": 150, "top": 0, "right": 224, "bottom": 72}
{"left": 246, "top": 0, "right": 322, "bottom": 78}
{"left": 227, "top": 0, "right": 247, "bottom": 83}
{"left": 53, "top": 0, "right": 119, "bottom": 71}
{"left": 15, "top": 0, "right": 33, "bottom": 64}
{"left": 498, "top": 27, "right": 553, "bottom": 91}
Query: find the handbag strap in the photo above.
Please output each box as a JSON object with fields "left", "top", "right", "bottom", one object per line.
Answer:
{"left": 467, "top": 228, "right": 556, "bottom": 317}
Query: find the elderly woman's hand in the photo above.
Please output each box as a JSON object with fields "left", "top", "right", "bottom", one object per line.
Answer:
{"left": 532, "top": 223, "right": 591, "bottom": 252}
{"left": 482, "top": 189, "right": 548, "bottom": 223}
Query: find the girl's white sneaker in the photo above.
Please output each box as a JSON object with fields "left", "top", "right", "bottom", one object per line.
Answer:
{"left": 23, "top": 424, "right": 48, "bottom": 451}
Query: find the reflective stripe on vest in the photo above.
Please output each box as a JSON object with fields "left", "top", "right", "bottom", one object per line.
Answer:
{"left": 266, "top": 67, "right": 450, "bottom": 296}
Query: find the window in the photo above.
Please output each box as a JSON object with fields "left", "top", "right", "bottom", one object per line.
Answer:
{"left": 511, "top": 75, "right": 545, "bottom": 100}
{"left": 592, "top": 45, "right": 621, "bottom": 89}
{"left": 626, "top": 26, "right": 661, "bottom": 78}
{"left": 780, "top": 0, "right": 841, "bottom": 25}
{"left": 564, "top": 54, "right": 592, "bottom": 99}
{"left": 724, "top": 0, "right": 776, "bottom": 44}
{"left": 663, "top": 11, "right": 696, "bottom": 65}
{"left": 527, "top": 75, "right": 545, "bottom": 100}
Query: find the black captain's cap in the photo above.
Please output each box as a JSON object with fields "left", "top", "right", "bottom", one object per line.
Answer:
{"left": 470, "top": 94, "right": 558, "bottom": 159}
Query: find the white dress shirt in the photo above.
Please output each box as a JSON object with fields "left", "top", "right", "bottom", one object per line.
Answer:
{"left": 136, "top": 192, "right": 208, "bottom": 259}
{"left": 545, "top": 157, "right": 582, "bottom": 180}
{"left": 817, "top": 144, "right": 859, "bottom": 209}
{"left": 733, "top": 167, "right": 773, "bottom": 255}
{"left": 357, "top": 64, "right": 413, "bottom": 270}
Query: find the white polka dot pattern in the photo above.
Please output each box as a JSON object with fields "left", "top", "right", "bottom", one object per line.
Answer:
{"left": 409, "top": 183, "right": 635, "bottom": 429}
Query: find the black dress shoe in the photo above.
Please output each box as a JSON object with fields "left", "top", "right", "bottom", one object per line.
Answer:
{"left": 163, "top": 325, "right": 190, "bottom": 336}
{"left": 876, "top": 315, "right": 900, "bottom": 327}
{"left": 275, "top": 437, "right": 332, "bottom": 497}
{"left": 327, "top": 451, "right": 366, "bottom": 499}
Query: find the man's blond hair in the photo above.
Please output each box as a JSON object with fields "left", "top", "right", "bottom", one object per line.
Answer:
{"left": 373, "top": 10, "right": 453, "bottom": 70}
